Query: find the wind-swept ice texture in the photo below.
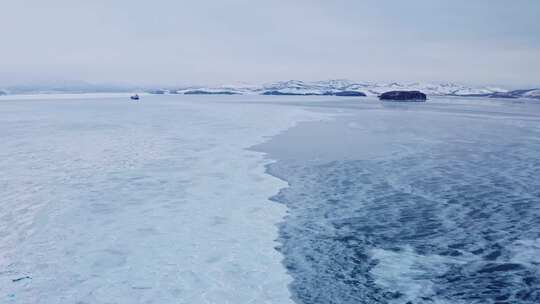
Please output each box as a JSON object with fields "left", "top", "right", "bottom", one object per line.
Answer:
{"left": 0, "top": 95, "right": 326, "bottom": 303}
{"left": 259, "top": 98, "right": 540, "bottom": 304}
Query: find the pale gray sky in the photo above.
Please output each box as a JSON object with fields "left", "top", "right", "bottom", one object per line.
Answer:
{"left": 1, "top": 0, "right": 539, "bottom": 87}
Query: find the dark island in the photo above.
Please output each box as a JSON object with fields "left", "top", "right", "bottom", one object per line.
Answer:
{"left": 379, "top": 90, "right": 427, "bottom": 101}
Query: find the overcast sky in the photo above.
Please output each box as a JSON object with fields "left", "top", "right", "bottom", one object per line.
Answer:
{"left": 1, "top": 0, "right": 539, "bottom": 87}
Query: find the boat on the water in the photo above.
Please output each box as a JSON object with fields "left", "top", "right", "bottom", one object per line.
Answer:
{"left": 130, "top": 94, "right": 140, "bottom": 100}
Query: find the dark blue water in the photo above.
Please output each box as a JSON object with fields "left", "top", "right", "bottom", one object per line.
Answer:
{"left": 261, "top": 99, "right": 540, "bottom": 304}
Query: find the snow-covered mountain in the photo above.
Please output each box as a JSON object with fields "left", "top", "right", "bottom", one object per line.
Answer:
{"left": 162, "top": 80, "right": 508, "bottom": 97}
{"left": 4, "top": 79, "right": 538, "bottom": 99}
{"left": 259, "top": 80, "right": 507, "bottom": 96}
{"left": 488, "top": 89, "right": 540, "bottom": 99}
{"left": 523, "top": 89, "right": 540, "bottom": 99}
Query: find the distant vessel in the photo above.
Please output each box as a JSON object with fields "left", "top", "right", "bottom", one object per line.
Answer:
{"left": 130, "top": 94, "right": 140, "bottom": 100}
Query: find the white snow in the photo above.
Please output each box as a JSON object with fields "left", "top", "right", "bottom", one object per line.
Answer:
{"left": 0, "top": 95, "right": 327, "bottom": 303}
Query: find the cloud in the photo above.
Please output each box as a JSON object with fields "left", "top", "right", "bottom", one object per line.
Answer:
{"left": 1, "top": 0, "right": 539, "bottom": 87}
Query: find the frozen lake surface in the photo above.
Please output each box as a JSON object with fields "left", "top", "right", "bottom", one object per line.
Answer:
{"left": 1, "top": 94, "right": 540, "bottom": 304}
{"left": 0, "top": 94, "right": 326, "bottom": 303}
{"left": 255, "top": 97, "right": 540, "bottom": 304}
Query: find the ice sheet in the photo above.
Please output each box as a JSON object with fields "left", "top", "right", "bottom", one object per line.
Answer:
{"left": 258, "top": 97, "right": 540, "bottom": 304}
{"left": 0, "top": 95, "right": 328, "bottom": 303}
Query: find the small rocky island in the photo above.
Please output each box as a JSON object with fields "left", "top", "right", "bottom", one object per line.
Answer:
{"left": 379, "top": 90, "right": 427, "bottom": 101}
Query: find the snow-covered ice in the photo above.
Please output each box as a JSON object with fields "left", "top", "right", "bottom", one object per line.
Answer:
{"left": 3, "top": 94, "right": 540, "bottom": 304}
{"left": 0, "top": 95, "right": 326, "bottom": 303}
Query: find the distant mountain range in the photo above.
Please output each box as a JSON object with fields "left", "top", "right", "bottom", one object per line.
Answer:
{"left": 486, "top": 89, "right": 540, "bottom": 99}
{"left": 1, "top": 79, "right": 539, "bottom": 99}
{"left": 157, "top": 80, "right": 540, "bottom": 99}
{"left": 0, "top": 81, "right": 135, "bottom": 95}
